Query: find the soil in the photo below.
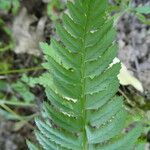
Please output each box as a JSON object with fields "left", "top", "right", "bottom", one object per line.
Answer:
{"left": 0, "top": 117, "right": 35, "bottom": 150}
{"left": 117, "top": 13, "right": 150, "bottom": 92}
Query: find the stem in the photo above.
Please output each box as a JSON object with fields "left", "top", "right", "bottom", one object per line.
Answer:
{"left": 1, "top": 104, "right": 22, "bottom": 120}
{"left": 0, "top": 100, "right": 35, "bottom": 107}
{"left": 81, "top": 2, "right": 91, "bottom": 149}
{"left": 0, "top": 66, "right": 44, "bottom": 75}
{"left": 0, "top": 104, "right": 38, "bottom": 120}
{"left": 0, "top": 43, "right": 14, "bottom": 52}
{"left": 0, "top": 104, "right": 38, "bottom": 130}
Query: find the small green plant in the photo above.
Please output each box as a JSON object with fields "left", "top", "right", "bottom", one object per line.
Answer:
{"left": 28, "top": 0, "right": 144, "bottom": 149}
{"left": 111, "top": 0, "right": 150, "bottom": 25}
{"left": 0, "top": 0, "right": 20, "bottom": 14}
{"left": 0, "top": 19, "right": 14, "bottom": 52}
{"left": 47, "top": 0, "right": 65, "bottom": 21}
{"left": 0, "top": 4, "right": 16, "bottom": 71}
{"left": 0, "top": 78, "right": 36, "bottom": 122}
{"left": 0, "top": 0, "right": 20, "bottom": 52}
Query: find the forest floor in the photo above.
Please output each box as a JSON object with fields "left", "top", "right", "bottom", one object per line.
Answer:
{"left": 0, "top": 0, "right": 149, "bottom": 149}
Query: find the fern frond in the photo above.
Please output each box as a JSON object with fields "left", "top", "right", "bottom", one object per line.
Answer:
{"left": 27, "top": 140, "right": 40, "bottom": 150}
{"left": 32, "top": 0, "right": 143, "bottom": 149}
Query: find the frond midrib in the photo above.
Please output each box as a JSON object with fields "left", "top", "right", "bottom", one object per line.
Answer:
{"left": 80, "top": 2, "right": 92, "bottom": 150}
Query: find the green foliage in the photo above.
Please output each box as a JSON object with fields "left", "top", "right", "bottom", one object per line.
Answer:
{"left": 111, "top": 0, "right": 150, "bottom": 25}
{"left": 135, "top": 6, "right": 150, "bottom": 14}
{"left": 134, "top": 5, "right": 150, "bottom": 25}
{"left": 0, "top": 19, "right": 14, "bottom": 52}
{"left": 135, "top": 13, "right": 150, "bottom": 25}
{"left": 12, "top": 81, "right": 35, "bottom": 103}
{"left": 0, "top": 0, "right": 20, "bottom": 14}
{"left": 29, "top": 0, "right": 143, "bottom": 149}
{"left": 0, "top": 78, "right": 36, "bottom": 121}
{"left": 0, "top": 0, "right": 20, "bottom": 52}
{"left": 47, "top": 0, "right": 65, "bottom": 21}
{"left": 27, "top": 140, "right": 40, "bottom": 150}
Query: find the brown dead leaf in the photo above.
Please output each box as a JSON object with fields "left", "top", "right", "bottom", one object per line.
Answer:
{"left": 12, "top": 8, "right": 47, "bottom": 56}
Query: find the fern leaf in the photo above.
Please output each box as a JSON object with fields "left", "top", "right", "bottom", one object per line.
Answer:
{"left": 27, "top": 140, "right": 40, "bottom": 150}
{"left": 31, "top": 0, "right": 143, "bottom": 149}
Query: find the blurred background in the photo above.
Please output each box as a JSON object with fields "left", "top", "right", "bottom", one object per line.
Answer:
{"left": 0, "top": 0, "right": 150, "bottom": 149}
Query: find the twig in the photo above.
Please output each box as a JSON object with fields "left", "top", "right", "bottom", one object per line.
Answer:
{"left": 118, "top": 89, "right": 136, "bottom": 107}
{"left": 0, "top": 100, "right": 35, "bottom": 107}
{"left": 0, "top": 66, "right": 44, "bottom": 75}
{"left": 0, "top": 104, "right": 39, "bottom": 129}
